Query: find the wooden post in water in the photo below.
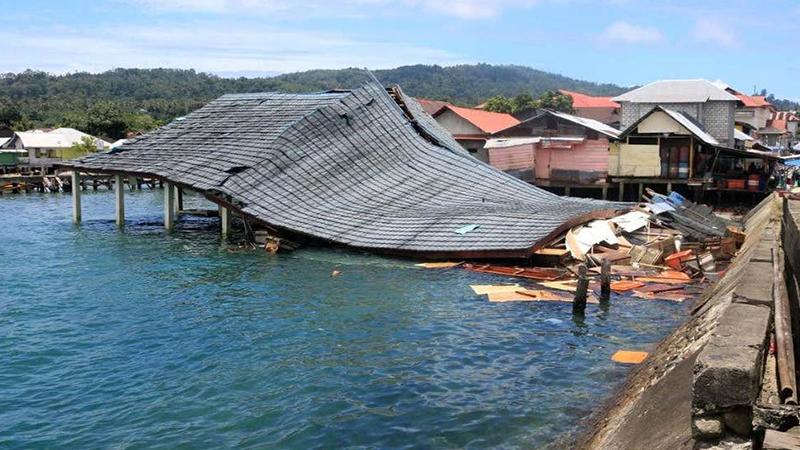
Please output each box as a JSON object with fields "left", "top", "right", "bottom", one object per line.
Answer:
{"left": 71, "top": 171, "right": 81, "bottom": 224}
{"left": 164, "top": 181, "right": 175, "bottom": 230}
{"left": 618, "top": 182, "right": 625, "bottom": 201}
{"left": 129, "top": 176, "right": 137, "bottom": 191}
{"left": 600, "top": 258, "right": 611, "bottom": 303}
{"left": 219, "top": 204, "right": 231, "bottom": 237}
{"left": 114, "top": 174, "right": 125, "bottom": 227}
{"left": 573, "top": 264, "right": 588, "bottom": 315}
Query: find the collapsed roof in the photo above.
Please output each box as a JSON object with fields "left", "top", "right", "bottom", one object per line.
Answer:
{"left": 61, "top": 82, "right": 623, "bottom": 258}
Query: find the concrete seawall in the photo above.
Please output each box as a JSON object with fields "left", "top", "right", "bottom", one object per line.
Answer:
{"left": 579, "top": 195, "right": 800, "bottom": 449}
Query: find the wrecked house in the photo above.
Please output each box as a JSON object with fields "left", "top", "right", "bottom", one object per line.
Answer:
{"left": 60, "top": 82, "right": 623, "bottom": 259}
{"left": 486, "top": 110, "right": 620, "bottom": 184}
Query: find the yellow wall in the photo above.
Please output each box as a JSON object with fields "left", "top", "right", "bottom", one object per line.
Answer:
{"left": 636, "top": 111, "right": 691, "bottom": 135}
{"left": 608, "top": 142, "right": 620, "bottom": 176}
{"left": 55, "top": 147, "right": 93, "bottom": 160}
{"left": 617, "top": 143, "right": 661, "bottom": 177}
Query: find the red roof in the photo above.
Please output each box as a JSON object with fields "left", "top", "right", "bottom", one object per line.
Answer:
{"left": 735, "top": 94, "right": 773, "bottom": 108}
{"left": 436, "top": 105, "right": 520, "bottom": 134}
{"left": 415, "top": 98, "right": 450, "bottom": 116}
{"left": 559, "top": 90, "right": 620, "bottom": 109}
{"left": 768, "top": 111, "right": 799, "bottom": 131}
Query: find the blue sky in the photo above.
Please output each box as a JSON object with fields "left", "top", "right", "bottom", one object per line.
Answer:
{"left": 4, "top": 0, "right": 799, "bottom": 99}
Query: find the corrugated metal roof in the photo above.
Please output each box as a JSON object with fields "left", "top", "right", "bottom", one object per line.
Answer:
{"left": 734, "top": 129, "right": 754, "bottom": 141}
{"left": 659, "top": 108, "right": 720, "bottom": 146}
{"left": 736, "top": 94, "right": 773, "bottom": 108}
{"left": 548, "top": 110, "right": 621, "bottom": 138}
{"left": 61, "top": 82, "right": 623, "bottom": 258}
{"left": 612, "top": 79, "right": 739, "bottom": 104}
{"left": 559, "top": 90, "right": 620, "bottom": 109}
{"left": 14, "top": 128, "right": 111, "bottom": 149}
{"left": 435, "top": 105, "right": 520, "bottom": 134}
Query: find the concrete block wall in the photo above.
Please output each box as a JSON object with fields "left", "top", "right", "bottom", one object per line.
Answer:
{"left": 619, "top": 101, "right": 735, "bottom": 146}
{"left": 691, "top": 195, "right": 781, "bottom": 443}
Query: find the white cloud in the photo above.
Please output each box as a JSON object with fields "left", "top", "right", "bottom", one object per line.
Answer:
{"left": 2, "top": 23, "right": 466, "bottom": 74}
{"left": 601, "top": 21, "right": 664, "bottom": 44}
{"left": 690, "top": 19, "right": 736, "bottom": 47}
{"left": 125, "top": 0, "right": 540, "bottom": 19}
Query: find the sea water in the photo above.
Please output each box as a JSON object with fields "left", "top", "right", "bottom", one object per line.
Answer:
{"left": 0, "top": 189, "right": 686, "bottom": 449}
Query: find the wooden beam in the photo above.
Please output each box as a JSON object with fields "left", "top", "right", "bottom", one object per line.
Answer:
{"left": 164, "top": 181, "right": 175, "bottom": 230}
{"left": 618, "top": 181, "right": 625, "bottom": 201}
{"left": 71, "top": 171, "right": 81, "bottom": 224}
{"left": 114, "top": 174, "right": 124, "bottom": 227}
{"left": 220, "top": 204, "right": 232, "bottom": 237}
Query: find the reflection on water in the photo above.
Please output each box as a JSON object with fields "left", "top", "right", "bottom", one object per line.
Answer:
{"left": 0, "top": 190, "right": 687, "bottom": 449}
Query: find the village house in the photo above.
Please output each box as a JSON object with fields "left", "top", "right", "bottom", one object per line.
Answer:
{"left": 558, "top": 89, "right": 621, "bottom": 127}
{"left": 609, "top": 105, "right": 790, "bottom": 198}
{"left": 431, "top": 105, "right": 519, "bottom": 161}
{"left": 613, "top": 79, "right": 740, "bottom": 147}
{"left": 1, "top": 128, "right": 111, "bottom": 172}
{"left": 757, "top": 111, "right": 799, "bottom": 150}
{"left": 487, "top": 110, "right": 619, "bottom": 188}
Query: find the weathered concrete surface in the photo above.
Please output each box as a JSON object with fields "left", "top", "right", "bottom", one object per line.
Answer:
{"left": 578, "top": 195, "right": 781, "bottom": 449}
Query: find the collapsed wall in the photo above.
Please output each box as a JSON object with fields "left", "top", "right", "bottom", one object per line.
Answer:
{"left": 579, "top": 194, "right": 789, "bottom": 449}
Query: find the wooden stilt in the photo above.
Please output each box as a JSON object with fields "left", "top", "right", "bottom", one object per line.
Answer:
{"left": 666, "top": 182, "right": 672, "bottom": 194}
{"left": 602, "top": 185, "right": 608, "bottom": 200}
{"left": 637, "top": 183, "right": 644, "bottom": 201}
{"left": 114, "top": 174, "right": 125, "bottom": 227}
{"left": 564, "top": 186, "right": 571, "bottom": 196}
{"left": 573, "top": 264, "right": 588, "bottom": 315}
{"left": 129, "top": 176, "right": 137, "bottom": 191}
{"left": 618, "top": 182, "right": 625, "bottom": 201}
{"left": 164, "top": 181, "right": 175, "bottom": 230}
{"left": 220, "top": 204, "right": 231, "bottom": 237}
{"left": 71, "top": 171, "right": 81, "bottom": 223}
{"left": 600, "top": 258, "right": 611, "bottom": 303}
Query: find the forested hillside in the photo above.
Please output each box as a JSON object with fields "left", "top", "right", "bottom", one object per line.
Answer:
{"left": 0, "top": 64, "right": 795, "bottom": 140}
{"left": 0, "top": 64, "right": 626, "bottom": 139}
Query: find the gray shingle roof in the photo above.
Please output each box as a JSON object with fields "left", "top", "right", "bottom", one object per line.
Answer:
{"left": 612, "top": 79, "right": 740, "bottom": 103}
{"left": 62, "top": 82, "right": 623, "bottom": 258}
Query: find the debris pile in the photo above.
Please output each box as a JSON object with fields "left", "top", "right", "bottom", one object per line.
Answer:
{"left": 420, "top": 189, "right": 745, "bottom": 305}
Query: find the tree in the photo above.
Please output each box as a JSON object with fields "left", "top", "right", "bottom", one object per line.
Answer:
{"left": 86, "top": 102, "right": 127, "bottom": 140}
{"left": 483, "top": 95, "right": 514, "bottom": 114}
{"left": 68, "top": 136, "right": 100, "bottom": 155}
{"left": 535, "top": 90, "right": 573, "bottom": 113}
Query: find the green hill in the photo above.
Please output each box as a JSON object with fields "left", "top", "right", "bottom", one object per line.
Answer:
{"left": 1, "top": 64, "right": 794, "bottom": 140}
{"left": 0, "top": 64, "right": 630, "bottom": 139}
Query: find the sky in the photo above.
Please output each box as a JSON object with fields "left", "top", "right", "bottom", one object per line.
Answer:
{"left": 3, "top": 0, "right": 799, "bottom": 99}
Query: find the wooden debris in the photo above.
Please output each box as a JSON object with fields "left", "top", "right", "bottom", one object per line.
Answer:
{"left": 465, "top": 264, "right": 566, "bottom": 281}
{"left": 487, "top": 289, "right": 598, "bottom": 304}
{"left": 612, "top": 350, "right": 649, "bottom": 364}
{"left": 610, "top": 280, "right": 645, "bottom": 292}
{"left": 331, "top": 270, "right": 341, "bottom": 277}
{"left": 415, "top": 261, "right": 463, "bottom": 269}
{"left": 470, "top": 284, "right": 521, "bottom": 295}
{"left": 539, "top": 280, "right": 579, "bottom": 292}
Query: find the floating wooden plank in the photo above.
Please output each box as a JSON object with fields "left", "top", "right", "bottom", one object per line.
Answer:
{"left": 612, "top": 350, "right": 649, "bottom": 364}
{"left": 610, "top": 280, "right": 645, "bottom": 292}
{"left": 539, "top": 280, "right": 579, "bottom": 292}
{"left": 466, "top": 264, "right": 566, "bottom": 281}
{"left": 415, "top": 261, "right": 463, "bottom": 269}
{"left": 470, "top": 284, "right": 521, "bottom": 295}
{"left": 487, "top": 289, "right": 598, "bottom": 303}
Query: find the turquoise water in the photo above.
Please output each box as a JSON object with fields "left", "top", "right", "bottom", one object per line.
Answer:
{"left": 0, "top": 189, "right": 687, "bottom": 449}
